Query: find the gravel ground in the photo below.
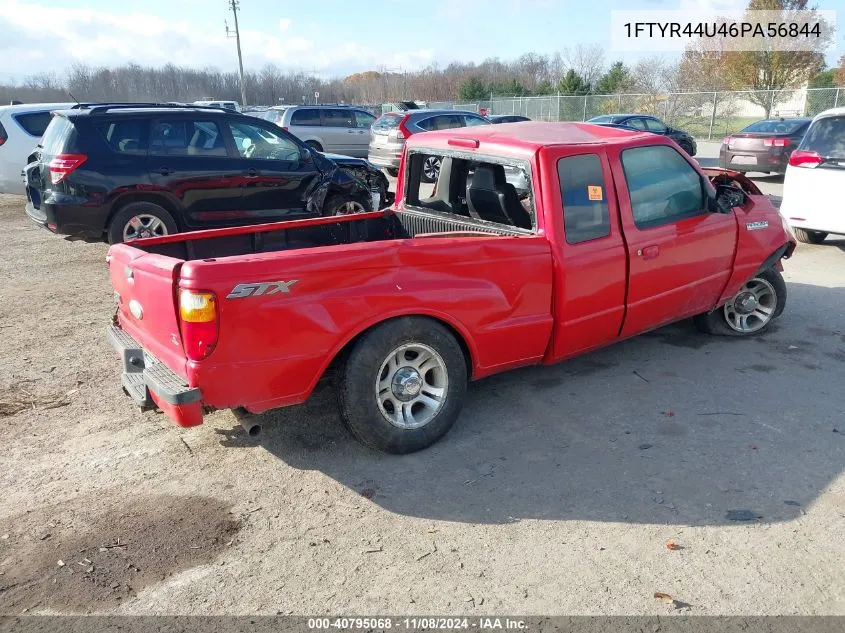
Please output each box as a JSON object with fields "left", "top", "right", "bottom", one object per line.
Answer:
{"left": 0, "top": 187, "right": 843, "bottom": 616}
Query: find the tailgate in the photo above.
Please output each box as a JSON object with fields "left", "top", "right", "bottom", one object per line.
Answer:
{"left": 108, "top": 243, "right": 188, "bottom": 377}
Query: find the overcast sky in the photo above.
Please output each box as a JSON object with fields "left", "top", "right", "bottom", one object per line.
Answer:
{"left": 0, "top": 0, "right": 840, "bottom": 83}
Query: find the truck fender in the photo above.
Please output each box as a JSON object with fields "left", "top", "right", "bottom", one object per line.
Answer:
{"left": 754, "top": 242, "right": 794, "bottom": 276}
{"left": 309, "top": 310, "right": 480, "bottom": 395}
{"left": 712, "top": 241, "right": 794, "bottom": 313}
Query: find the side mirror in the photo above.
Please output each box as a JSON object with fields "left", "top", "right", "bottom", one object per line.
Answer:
{"left": 300, "top": 146, "right": 313, "bottom": 162}
{"left": 713, "top": 184, "right": 747, "bottom": 213}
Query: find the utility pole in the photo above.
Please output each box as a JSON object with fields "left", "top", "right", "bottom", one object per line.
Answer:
{"left": 225, "top": 0, "right": 248, "bottom": 107}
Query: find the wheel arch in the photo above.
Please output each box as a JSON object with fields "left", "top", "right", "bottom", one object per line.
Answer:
{"left": 313, "top": 311, "right": 478, "bottom": 395}
{"left": 755, "top": 241, "right": 795, "bottom": 275}
{"left": 105, "top": 192, "right": 184, "bottom": 235}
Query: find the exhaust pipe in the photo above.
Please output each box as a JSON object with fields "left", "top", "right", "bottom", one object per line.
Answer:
{"left": 233, "top": 407, "right": 261, "bottom": 437}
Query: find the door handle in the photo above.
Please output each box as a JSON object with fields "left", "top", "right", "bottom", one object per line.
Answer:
{"left": 347, "top": 130, "right": 356, "bottom": 134}
{"left": 245, "top": 168, "right": 259, "bottom": 178}
{"left": 637, "top": 245, "right": 660, "bottom": 260}
{"left": 157, "top": 167, "right": 170, "bottom": 176}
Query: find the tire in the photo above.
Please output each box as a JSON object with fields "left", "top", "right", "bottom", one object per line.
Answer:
{"left": 385, "top": 168, "right": 399, "bottom": 178}
{"left": 323, "top": 193, "right": 368, "bottom": 216}
{"left": 305, "top": 140, "right": 323, "bottom": 152}
{"left": 107, "top": 201, "right": 178, "bottom": 245}
{"left": 793, "top": 228, "right": 827, "bottom": 244}
{"left": 419, "top": 155, "right": 441, "bottom": 183}
{"left": 338, "top": 317, "right": 468, "bottom": 454}
{"left": 694, "top": 268, "right": 786, "bottom": 337}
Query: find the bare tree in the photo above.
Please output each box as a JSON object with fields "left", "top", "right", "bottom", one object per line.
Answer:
{"left": 561, "top": 44, "right": 605, "bottom": 90}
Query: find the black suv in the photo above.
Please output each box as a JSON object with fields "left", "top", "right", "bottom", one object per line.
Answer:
{"left": 24, "top": 103, "right": 389, "bottom": 243}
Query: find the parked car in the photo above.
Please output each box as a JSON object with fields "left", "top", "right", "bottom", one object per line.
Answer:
{"left": 193, "top": 100, "right": 241, "bottom": 112}
{"left": 0, "top": 102, "right": 74, "bottom": 194}
{"left": 587, "top": 114, "right": 697, "bottom": 156}
{"left": 779, "top": 107, "right": 845, "bottom": 244}
{"left": 488, "top": 115, "right": 531, "bottom": 124}
{"left": 106, "top": 121, "right": 794, "bottom": 454}
{"left": 24, "top": 103, "right": 387, "bottom": 243}
{"left": 264, "top": 105, "right": 377, "bottom": 157}
{"left": 242, "top": 106, "right": 270, "bottom": 119}
{"left": 719, "top": 117, "right": 811, "bottom": 175}
{"left": 261, "top": 106, "right": 290, "bottom": 125}
{"left": 368, "top": 109, "right": 491, "bottom": 182}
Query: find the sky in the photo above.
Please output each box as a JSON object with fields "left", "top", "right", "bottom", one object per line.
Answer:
{"left": 0, "top": 0, "right": 842, "bottom": 83}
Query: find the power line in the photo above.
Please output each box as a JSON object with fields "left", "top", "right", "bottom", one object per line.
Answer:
{"left": 225, "top": 0, "right": 248, "bottom": 106}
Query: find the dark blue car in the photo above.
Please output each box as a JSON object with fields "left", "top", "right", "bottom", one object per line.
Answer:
{"left": 587, "top": 114, "right": 697, "bottom": 156}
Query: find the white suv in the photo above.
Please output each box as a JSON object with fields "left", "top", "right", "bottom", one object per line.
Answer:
{"left": 0, "top": 102, "right": 73, "bottom": 194}
{"left": 780, "top": 106, "right": 845, "bottom": 244}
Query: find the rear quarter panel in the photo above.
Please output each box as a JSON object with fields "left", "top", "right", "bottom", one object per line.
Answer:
{"left": 180, "top": 235, "right": 554, "bottom": 412}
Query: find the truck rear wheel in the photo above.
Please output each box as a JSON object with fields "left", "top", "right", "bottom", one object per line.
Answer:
{"left": 338, "top": 317, "right": 468, "bottom": 454}
{"left": 694, "top": 268, "right": 786, "bottom": 337}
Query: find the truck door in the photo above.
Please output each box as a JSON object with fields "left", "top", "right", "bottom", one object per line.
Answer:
{"left": 611, "top": 143, "right": 737, "bottom": 337}
{"left": 549, "top": 149, "right": 628, "bottom": 360}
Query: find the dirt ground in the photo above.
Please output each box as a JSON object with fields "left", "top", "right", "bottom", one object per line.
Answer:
{"left": 0, "top": 192, "right": 843, "bottom": 616}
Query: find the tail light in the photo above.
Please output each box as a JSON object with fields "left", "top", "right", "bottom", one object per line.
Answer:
{"left": 763, "top": 138, "right": 789, "bottom": 147}
{"left": 178, "top": 289, "right": 218, "bottom": 361}
{"left": 723, "top": 136, "right": 733, "bottom": 145}
{"left": 48, "top": 153, "right": 87, "bottom": 184}
{"left": 788, "top": 150, "right": 822, "bottom": 168}
{"left": 397, "top": 115, "right": 412, "bottom": 140}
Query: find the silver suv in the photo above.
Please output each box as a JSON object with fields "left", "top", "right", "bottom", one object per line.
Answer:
{"left": 368, "top": 109, "right": 490, "bottom": 181}
{"left": 264, "top": 105, "right": 376, "bottom": 157}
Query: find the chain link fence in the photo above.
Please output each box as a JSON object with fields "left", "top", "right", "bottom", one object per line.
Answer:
{"left": 430, "top": 87, "right": 843, "bottom": 140}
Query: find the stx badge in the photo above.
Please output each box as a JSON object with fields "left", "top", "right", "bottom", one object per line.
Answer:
{"left": 227, "top": 280, "right": 299, "bottom": 299}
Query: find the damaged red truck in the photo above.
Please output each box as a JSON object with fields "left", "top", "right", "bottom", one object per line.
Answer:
{"left": 107, "top": 122, "right": 796, "bottom": 454}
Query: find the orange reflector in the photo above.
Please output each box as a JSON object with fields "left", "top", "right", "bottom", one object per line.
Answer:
{"left": 179, "top": 290, "right": 217, "bottom": 323}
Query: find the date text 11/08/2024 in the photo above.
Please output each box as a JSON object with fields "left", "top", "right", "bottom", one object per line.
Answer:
{"left": 307, "top": 617, "right": 527, "bottom": 630}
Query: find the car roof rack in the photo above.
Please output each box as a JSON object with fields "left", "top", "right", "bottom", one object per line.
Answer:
{"left": 70, "top": 102, "right": 233, "bottom": 115}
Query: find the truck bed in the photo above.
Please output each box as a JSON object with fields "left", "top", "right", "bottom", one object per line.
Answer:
{"left": 134, "top": 208, "right": 530, "bottom": 261}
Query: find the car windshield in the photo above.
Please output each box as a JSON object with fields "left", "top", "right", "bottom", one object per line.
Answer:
{"left": 741, "top": 119, "right": 807, "bottom": 134}
{"left": 799, "top": 116, "right": 845, "bottom": 158}
{"left": 588, "top": 115, "right": 616, "bottom": 123}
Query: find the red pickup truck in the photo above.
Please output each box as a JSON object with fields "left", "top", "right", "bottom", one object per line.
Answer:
{"left": 107, "top": 122, "right": 795, "bottom": 453}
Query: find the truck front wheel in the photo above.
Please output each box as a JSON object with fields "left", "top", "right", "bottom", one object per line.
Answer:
{"left": 338, "top": 317, "right": 468, "bottom": 454}
{"left": 694, "top": 268, "right": 786, "bottom": 336}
